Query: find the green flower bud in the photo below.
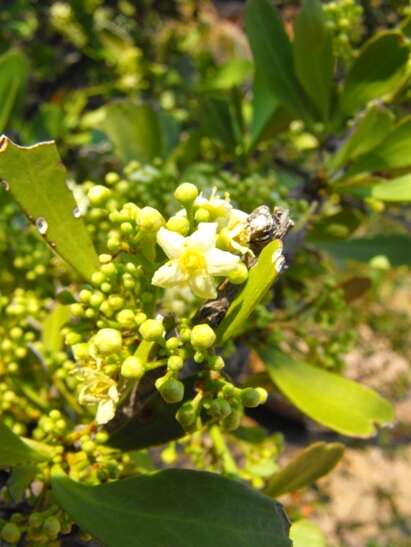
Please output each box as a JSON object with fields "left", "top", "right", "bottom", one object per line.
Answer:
{"left": 166, "top": 216, "right": 190, "bottom": 235}
{"left": 167, "top": 355, "right": 183, "bottom": 371}
{"left": 208, "top": 398, "right": 231, "bottom": 419}
{"left": 43, "top": 516, "right": 61, "bottom": 539}
{"left": 139, "top": 319, "right": 165, "bottom": 341}
{"left": 121, "top": 356, "right": 145, "bottom": 379}
{"left": 105, "top": 172, "right": 120, "bottom": 185}
{"left": 227, "top": 263, "right": 249, "bottom": 285}
{"left": 241, "top": 387, "right": 268, "bottom": 408}
{"left": 94, "top": 328, "right": 122, "bottom": 355}
{"left": 1, "top": 522, "right": 21, "bottom": 544}
{"left": 116, "top": 309, "right": 135, "bottom": 328}
{"left": 190, "top": 324, "right": 216, "bottom": 350}
{"left": 135, "top": 312, "right": 147, "bottom": 326}
{"left": 194, "top": 207, "right": 210, "bottom": 222}
{"left": 165, "top": 336, "right": 181, "bottom": 351}
{"left": 88, "top": 185, "right": 111, "bottom": 206}
{"left": 156, "top": 376, "right": 184, "bottom": 403}
{"left": 174, "top": 182, "right": 198, "bottom": 203}
{"left": 138, "top": 207, "right": 165, "bottom": 232}
{"left": 221, "top": 408, "right": 242, "bottom": 431}
{"left": 176, "top": 402, "right": 197, "bottom": 428}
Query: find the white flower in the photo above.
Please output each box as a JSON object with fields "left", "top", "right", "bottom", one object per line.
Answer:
{"left": 194, "top": 190, "right": 232, "bottom": 227}
{"left": 152, "top": 222, "right": 240, "bottom": 299}
{"left": 77, "top": 370, "right": 119, "bottom": 425}
{"left": 219, "top": 208, "right": 250, "bottom": 255}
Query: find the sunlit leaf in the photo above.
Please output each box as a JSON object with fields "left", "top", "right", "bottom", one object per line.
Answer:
{"left": 340, "top": 31, "right": 409, "bottom": 115}
{"left": 261, "top": 349, "right": 394, "bottom": 437}
{"left": 265, "top": 442, "right": 344, "bottom": 497}
{"left": 0, "top": 136, "right": 99, "bottom": 281}
{"left": 217, "top": 240, "right": 283, "bottom": 343}
{"left": 42, "top": 304, "right": 71, "bottom": 353}
{"left": 245, "top": 0, "right": 311, "bottom": 121}
{"left": 0, "top": 422, "right": 49, "bottom": 468}
{"left": 52, "top": 469, "right": 292, "bottom": 547}
{"left": 293, "top": 0, "right": 333, "bottom": 121}
{"left": 0, "top": 50, "right": 29, "bottom": 133}
{"left": 290, "top": 520, "right": 326, "bottom": 547}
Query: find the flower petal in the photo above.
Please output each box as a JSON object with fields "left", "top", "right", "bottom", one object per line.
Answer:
{"left": 188, "top": 222, "right": 217, "bottom": 251}
{"left": 189, "top": 273, "right": 217, "bottom": 299}
{"left": 157, "top": 227, "right": 185, "bottom": 259}
{"left": 96, "top": 399, "right": 116, "bottom": 425}
{"left": 152, "top": 260, "right": 186, "bottom": 288}
{"left": 205, "top": 248, "right": 240, "bottom": 275}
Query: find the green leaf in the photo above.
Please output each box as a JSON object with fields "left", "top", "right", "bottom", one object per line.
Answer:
{"left": 100, "top": 100, "right": 178, "bottom": 164}
{"left": 0, "top": 422, "right": 49, "bottom": 467}
{"left": 0, "top": 136, "right": 99, "bottom": 281}
{"left": 370, "top": 173, "right": 411, "bottom": 202}
{"left": 217, "top": 240, "right": 283, "bottom": 343}
{"left": 106, "top": 372, "right": 196, "bottom": 450}
{"left": 290, "top": 520, "right": 326, "bottom": 547}
{"left": 315, "top": 234, "right": 411, "bottom": 266}
{"left": 245, "top": 0, "right": 311, "bottom": 120}
{"left": 261, "top": 349, "right": 394, "bottom": 437}
{"left": 265, "top": 442, "right": 344, "bottom": 497}
{"left": 8, "top": 465, "right": 37, "bottom": 502}
{"left": 250, "top": 70, "right": 292, "bottom": 149}
{"left": 52, "top": 469, "right": 291, "bottom": 547}
{"left": 340, "top": 31, "right": 409, "bottom": 115}
{"left": 200, "top": 95, "right": 239, "bottom": 151}
{"left": 329, "top": 103, "right": 394, "bottom": 172}
{"left": 42, "top": 304, "right": 71, "bottom": 353}
{"left": 205, "top": 59, "right": 252, "bottom": 91}
{"left": 0, "top": 50, "right": 29, "bottom": 133}
{"left": 293, "top": 0, "right": 333, "bottom": 121}
{"left": 346, "top": 116, "right": 411, "bottom": 176}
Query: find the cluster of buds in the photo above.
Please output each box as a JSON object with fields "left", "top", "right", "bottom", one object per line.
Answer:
{"left": 67, "top": 182, "right": 287, "bottom": 431}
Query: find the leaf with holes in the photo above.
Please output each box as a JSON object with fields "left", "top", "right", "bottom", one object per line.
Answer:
{"left": 0, "top": 136, "right": 99, "bottom": 281}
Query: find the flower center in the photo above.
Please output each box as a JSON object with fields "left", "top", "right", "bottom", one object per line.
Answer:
{"left": 179, "top": 248, "right": 205, "bottom": 273}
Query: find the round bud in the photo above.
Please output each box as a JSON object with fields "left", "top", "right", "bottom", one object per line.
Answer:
{"left": 176, "top": 402, "right": 197, "bottom": 428}
{"left": 190, "top": 324, "right": 216, "bottom": 350}
{"left": 43, "top": 516, "right": 61, "bottom": 539}
{"left": 174, "top": 182, "right": 198, "bottom": 203}
{"left": 209, "top": 399, "right": 231, "bottom": 419}
{"left": 121, "top": 356, "right": 145, "bottom": 379}
{"left": 167, "top": 355, "right": 183, "bottom": 371}
{"left": 1, "top": 522, "right": 21, "bottom": 544}
{"left": 139, "top": 319, "right": 165, "bottom": 341}
{"left": 241, "top": 387, "right": 268, "bottom": 408}
{"left": 116, "top": 309, "right": 135, "bottom": 328}
{"left": 156, "top": 377, "right": 184, "bottom": 403}
{"left": 165, "top": 337, "right": 181, "bottom": 351}
{"left": 138, "top": 207, "right": 165, "bottom": 232}
{"left": 94, "top": 328, "right": 122, "bottom": 355}
{"left": 227, "top": 263, "right": 248, "bottom": 285}
{"left": 221, "top": 408, "right": 242, "bottom": 431}
{"left": 88, "top": 185, "right": 111, "bottom": 206}
{"left": 166, "top": 216, "right": 190, "bottom": 235}
{"left": 194, "top": 208, "right": 210, "bottom": 222}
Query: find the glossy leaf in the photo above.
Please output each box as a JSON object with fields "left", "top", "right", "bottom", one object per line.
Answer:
{"left": 329, "top": 103, "right": 394, "bottom": 172}
{"left": 100, "top": 100, "right": 178, "bottom": 164}
{"left": 293, "top": 0, "right": 333, "bottom": 121}
{"left": 340, "top": 31, "right": 409, "bottom": 115}
{"left": 42, "top": 304, "right": 71, "bottom": 352}
{"left": 0, "top": 50, "right": 29, "bottom": 133}
{"left": 245, "top": 0, "right": 310, "bottom": 120}
{"left": 8, "top": 465, "right": 37, "bottom": 502}
{"left": 262, "top": 349, "right": 394, "bottom": 437}
{"left": 370, "top": 173, "right": 411, "bottom": 202}
{"left": 347, "top": 116, "right": 411, "bottom": 176}
{"left": 250, "top": 70, "right": 292, "bottom": 149}
{"left": 52, "top": 469, "right": 292, "bottom": 547}
{"left": 316, "top": 235, "right": 411, "bottom": 266}
{"left": 265, "top": 442, "right": 344, "bottom": 497}
{"left": 290, "top": 520, "right": 326, "bottom": 547}
{"left": 217, "top": 240, "right": 283, "bottom": 343}
{"left": 0, "top": 422, "right": 49, "bottom": 467}
{"left": 0, "top": 137, "right": 99, "bottom": 281}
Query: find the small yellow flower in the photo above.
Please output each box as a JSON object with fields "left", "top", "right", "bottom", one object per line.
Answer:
{"left": 77, "top": 370, "right": 119, "bottom": 425}
{"left": 152, "top": 222, "right": 240, "bottom": 299}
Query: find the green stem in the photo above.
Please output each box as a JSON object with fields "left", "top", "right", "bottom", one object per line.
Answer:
{"left": 209, "top": 425, "right": 238, "bottom": 475}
